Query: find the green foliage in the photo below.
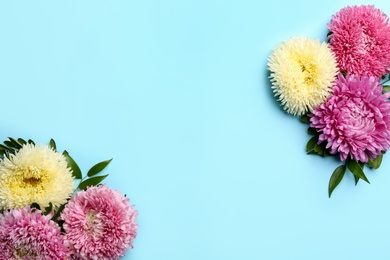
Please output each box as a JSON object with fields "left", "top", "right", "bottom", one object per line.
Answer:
{"left": 328, "top": 165, "right": 346, "bottom": 198}
{"left": 78, "top": 175, "right": 109, "bottom": 190}
{"left": 87, "top": 159, "right": 112, "bottom": 177}
{"left": 307, "top": 127, "right": 317, "bottom": 135}
{"left": 383, "top": 85, "right": 390, "bottom": 93}
{"left": 300, "top": 114, "right": 310, "bottom": 123}
{"left": 306, "top": 136, "right": 317, "bottom": 152}
{"left": 0, "top": 137, "right": 26, "bottom": 158}
{"left": 49, "top": 139, "right": 57, "bottom": 151}
{"left": 306, "top": 135, "right": 329, "bottom": 157}
{"left": 346, "top": 159, "right": 370, "bottom": 184}
{"left": 367, "top": 154, "right": 383, "bottom": 169}
{"left": 63, "top": 150, "right": 82, "bottom": 179}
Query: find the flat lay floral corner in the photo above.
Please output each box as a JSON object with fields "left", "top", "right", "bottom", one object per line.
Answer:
{"left": 0, "top": 137, "right": 138, "bottom": 259}
{"left": 267, "top": 5, "right": 390, "bottom": 197}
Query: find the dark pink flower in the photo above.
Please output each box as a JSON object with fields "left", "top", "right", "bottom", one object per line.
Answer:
{"left": 310, "top": 74, "right": 390, "bottom": 162}
{"left": 61, "top": 185, "right": 138, "bottom": 260}
{"left": 328, "top": 5, "right": 390, "bottom": 78}
{"left": 0, "top": 207, "right": 69, "bottom": 259}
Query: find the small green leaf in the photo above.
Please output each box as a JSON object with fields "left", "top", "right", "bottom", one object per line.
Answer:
{"left": 27, "top": 139, "right": 35, "bottom": 145}
{"left": 87, "top": 158, "right": 113, "bottom": 177}
{"left": 383, "top": 85, "right": 390, "bottom": 94}
{"left": 300, "top": 114, "right": 310, "bottom": 123}
{"left": 367, "top": 154, "right": 383, "bottom": 169}
{"left": 43, "top": 202, "right": 53, "bottom": 215}
{"left": 78, "top": 175, "right": 108, "bottom": 190}
{"left": 323, "top": 147, "right": 330, "bottom": 157}
{"left": 354, "top": 174, "right": 359, "bottom": 186}
{"left": 306, "top": 136, "right": 317, "bottom": 152}
{"left": 4, "top": 140, "right": 15, "bottom": 149}
{"left": 51, "top": 203, "right": 66, "bottom": 223}
{"left": 31, "top": 203, "right": 41, "bottom": 210}
{"left": 0, "top": 144, "right": 11, "bottom": 151}
{"left": 347, "top": 160, "right": 370, "bottom": 184}
{"left": 328, "top": 165, "right": 346, "bottom": 198}
{"left": 63, "top": 150, "right": 82, "bottom": 179}
{"left": 8, "top": 137, "right": 22, "bottom": 149}
{"left": 314, "top": 144, "right": 323, "bottom": 154}
{"left": 49, "top": 139, "right": 57, "bottom": 151}
{"left": 307, "top": 127, "right": 317, "bottom": 135}
{"left": 17, "top": 138, "right": 27, "bottom": 145}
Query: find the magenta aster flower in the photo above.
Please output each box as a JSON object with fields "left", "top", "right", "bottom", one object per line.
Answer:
{"left": 310, "top": 74, "right": 390, "bottom": 162}
{"left": 328, "top": 5, "right": 390, "bottom": 78}
{"left": 61, "top": 185, "right": 138, "bottom": 260}
{"left": 0, "top": 207, "right": 69, "bottom": 259}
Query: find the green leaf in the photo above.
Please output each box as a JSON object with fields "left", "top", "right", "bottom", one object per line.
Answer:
{"left": 51, "top": 203, "right": 66, "bottom": 223}
{"left": 43, "top": 202, "right": 53, "bottom": 215}
{"left": 323, "top": 147, "right": 330, "bottom": 157}
{"left": 367, "top": 154, "right": 383, "bottom": 169}
{"left": 31, "top": 203, "right": 41, "bottom": 210}
{"left": 354, "top": 174, "right": 359, "bottom": 186}
{"left": 17, "top": 138, "right": 27, "bottom": 145}
{"left": 347, "top": 160, "right": 370, "bottom": 184}
{"left": 0, "top": 144, "right": 11, "bottom": 151}
{"left": 4, "top": 140, "right": 15, "bottom": 149}
{"left": 49, "top": 139, "right": 57, "bottom": 151}
{"left": 383, "top": 85, "right": 390, "bottom": 93}
{"left": 87, "top": 158, "right": 113, "bottom": 177}
{"left": 8, "top": 137, "right": 22, "bottom": 149}
{"left": 63, "top": 150, "right": 82, "bottom": 179}
{"left": 27, "top": 139, "right": 35, "bottom": 145}
{"left": 307, "top": 127, "right": 317, "bottom": 135}
{"left": 300, "top": 114, "right": 310, "bottom": 123}
{"left": 306, "top": 136, "right": 317, "bottom": 152}
{"left": 314, "top": 144, "right": 323, "bottom": 154}
{"left": 78, "top": 175, "right": 108, "bottom": 190}
{"left": 328, "top": 165, "right": 346, "bottom": 198}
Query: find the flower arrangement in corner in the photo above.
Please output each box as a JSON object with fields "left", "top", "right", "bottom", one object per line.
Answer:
{"left": 0, "top": 137, "right": 138, "bottom": 259}
{"left": 267, "top": 5, "right": 390, "bottom": 197}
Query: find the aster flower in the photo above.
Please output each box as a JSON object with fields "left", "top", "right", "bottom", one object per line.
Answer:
{"left": 267, "top": 36, "right": 338, "bottom": 116}
{"left": 0, "top": 143, "right": 75, "bottom": 209}
{"left": 310, "top": 73, "right": 390, "bottom": 163}
{"left": 328, "top": 5, "right": 390, "bottom": 78}
{"left": 0, "top": 207, "right": 69, "bottom": 259}
{"left": 61, "top": 184, "right": 138, "bottom": 260}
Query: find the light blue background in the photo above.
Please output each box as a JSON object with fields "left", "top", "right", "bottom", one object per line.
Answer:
{"left": 0, "top": 1, "right": 389, "bottom": 259}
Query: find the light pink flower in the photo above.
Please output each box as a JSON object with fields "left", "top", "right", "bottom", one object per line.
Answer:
{"left": 328, "top": 5, "right": 390, "bottom": 78}
{"left": 0, "top": 207, "right": 69, "bottom": 259}
{"left": 61, "top": 185, "right": 138, "bottom": 260}
{"left": 310, "top": 74, "right": 390, "bottom": 162}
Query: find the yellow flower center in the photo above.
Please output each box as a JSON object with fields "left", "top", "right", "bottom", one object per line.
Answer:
{"left": 299, "top": 59, "right": 318, "bottom": 85}
{"left": 6, "top": 166, "right": 50, "bottom": 200}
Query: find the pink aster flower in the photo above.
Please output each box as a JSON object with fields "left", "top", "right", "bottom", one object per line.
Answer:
{"left": 328, "top": 5, "right": 390, "bottom": 78}
{"left": 61, "top": 185, "right": 138, "bottom": 260}
{"left": 0, "top": 207, "right": 69, "bottom": 259}
{"left": 310, "top": 74, "right": 390, "bottom": 162}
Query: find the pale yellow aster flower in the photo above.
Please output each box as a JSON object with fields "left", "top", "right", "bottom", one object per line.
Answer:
{"left": 0, "top": 143, "right": 75, "bottom": 209}
{"left": 267, "top": 36, "right": 338, "bottom": 116}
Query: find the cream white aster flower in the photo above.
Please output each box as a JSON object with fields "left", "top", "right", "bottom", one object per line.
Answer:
{"left": 268, "top": 36, "right": 338, "bottom": 116}
{"left": 0, "top": 143, "right": 75, "bottom": 209}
